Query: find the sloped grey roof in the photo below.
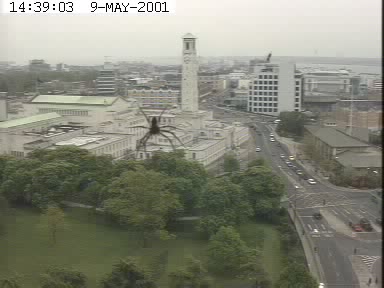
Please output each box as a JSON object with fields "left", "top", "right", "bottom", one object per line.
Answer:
{"left": 0, "top": 112, "right": 62, "bottom": 128}
{"left": 305, "top": 125, "right": 370, "bottom": 148}
{"left": 336, "top": 150, "right": 382, "bottom": 168}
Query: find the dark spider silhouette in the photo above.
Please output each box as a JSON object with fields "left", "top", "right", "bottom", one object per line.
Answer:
{"left": 131, "top": 106, "right": 185, "bottom": 156}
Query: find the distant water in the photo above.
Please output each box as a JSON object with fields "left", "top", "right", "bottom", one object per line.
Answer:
{"left": 134, "top": 56, "right": 382, "bottom": 75}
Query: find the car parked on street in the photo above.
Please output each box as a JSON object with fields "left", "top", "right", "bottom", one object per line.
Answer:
{"left": 307, "top": 178, "right": 317, "bottom": 185}
{"left": 289, "top": 155, "right": 295, "bottom": 161}
{"left": 286, "top": 161, "right": 293, "bottom": 167}
{"left": 270, "top": 138, "right": 275, "bottom": 142}
{"left": 280, "top": 154, "right": 285, "bottom": 159}
{"left": 256, "top": 147, "right": 261, "bottom": 152}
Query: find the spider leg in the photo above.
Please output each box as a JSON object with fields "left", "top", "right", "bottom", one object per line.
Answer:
{"left": 128, "top": 125, "right": 148, "bottom": 129}
{"left": 161, "top": 130, "right": 185, "bottom": 148}
{"left": 138, "top": 106, "right": 151, "bottom": 125}
{"left": 136, "top": 132, "right": 150, "bottom": 158}
{"left": 158, "top": 105, "right": 170, "bottom": 124}
{"left": 159, "top": 132, "right": 175, "bottom": 151}
{"left": 159, "top": 125, "right": 181, "bottom": 130}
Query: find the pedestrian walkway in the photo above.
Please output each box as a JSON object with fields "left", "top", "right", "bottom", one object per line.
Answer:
{"left": 350, "top": 255, "right": 381, "bottom": 287}
{"left": 359, "top": 255, "right": 381, "bottom": 272}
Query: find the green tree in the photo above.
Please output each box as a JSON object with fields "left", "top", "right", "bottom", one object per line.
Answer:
{"left": 104, "top": 169, "right": 181, "bottom": 247}
{"left": 0, "top": 158, "right": 42, "bottom": 203}
{"left": 234, "top": 166, "right": 284, "bottom": 220}
{"left": 207, "top": 226, "right": 250, "bottom": 275}
{"left": 169, "top": 256, "right": 212, "bottom": 288}
{"left": 223, "top": 153, "right": 240, "bottom": 173}
{"left": 248, "top": 158, "right": 266, "bottom": 168}
{"left": 30, "top": 160, "right": 79, "bottom": 208}
{"left": 198, "top": 178, "right": 252, "bottom": 237}
{"left": 0, "top": 195, "right": 8, "bottom": 236}
{"left": 40, "top": 266, "right": 87, "bottom": 288}
{"left": 145, "top": 151, "right": 207, "bottom": 213}
{"left": 101, "top": 257, "right": 157, "bottom": 288}
{"left": 40, "top": 205, "right": 66, "bottom": 245}
{"left": 238, "top": 249, "right": 271, "bottom": 288}
{"left": 276, "top": 112, "right": 308, "bottom": 137}
{"left": 274, "top": 264, "right": 317, "bottom": 288}
{"left": 0, "top": 275, "right": 21, "bottom": 288}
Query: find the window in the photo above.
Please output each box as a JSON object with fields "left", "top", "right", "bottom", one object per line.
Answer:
{"left": 254, "top": 81, "right": 258, "bottom": 84}
{"left": 269, "top": 75, "right": 273, "bottom": 79}
{"left": 274, "top": 81, "right": 278, "bottom": 85}
{"left": 273, "top": 108, "right": 278, "bottom": 112}
{"left": 295, "top": 98, "right": 299, "bottom": 102}
{"left": 295, "top": 92, "right": 299, "bottom": 96}
{"left": 255, "top": 86, "right": 258, "bottom": 90}
{"left": 269, "top": 108, "right": 272, "bottom": 112}
{"left": 186, "top": 42, "right": 190, "bottom": 50}
{"left": 249, "top": 91, "right": 252, "bottom": 95}
{"left": 249, "top": 97, "right": 252, "bottom": 101}
{"left": 269, "top": 103, "right": 273, "bottom": 107}
{"left": 264, "top": 97, "right": 267, "bottom": 101}
{"left": 263, "top": 103, "right": 267, "bottom": 106}
{"left": 294, "top": 109, "right": 299, "bottom": 112}
{"left": 274, "top": 75, "right": 278, "bottom": 79}
{"left": 254, "top": 92, "right": 257, "bottom": 95}
{"left": 192, "top": 152, "right": 196, "bottom": 159}
{"left": 274, "top": 86, "right": 278, "bottom": 90}
{"left": 259, "top": 75, "right": 263, "bottom": 79}
{"left": 254, "top": 97, "right": 257, "bottom": 101}
{"left": 296, "top": 81, "right": 300, "bottom": 85}
{"left": 269, "top": 97, "right": 272, "bottom": 101}
{"left": 273, "top": 103, "right": 277, "bottom": 107}
{"left": 264, "top": 108, "right": 268, "bottom": 112}
{"left": 295, "top": 104, "right": 299, "bottom": 107}
{"left": 253, "top": 107, "right": 257, "bottom": 112}
{"left": 269, "top": 92, "right": 273, "bottom": 96}
{"left": 296, "top": 87, "right": 299, "bottom": 91}
{"left": 269, "top": 81, "right": 272, "bottom": 85}
{"left": 273, "top": 92, "right": 278, "bottom": 96}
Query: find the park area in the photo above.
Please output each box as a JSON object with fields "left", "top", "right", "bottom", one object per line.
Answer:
{"left": 0, "top": 206, "right": 283, "bottom": 287}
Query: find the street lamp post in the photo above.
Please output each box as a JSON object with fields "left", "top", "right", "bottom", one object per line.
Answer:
{"left": 294, "top": 185, "right": 299, "bottom": 223}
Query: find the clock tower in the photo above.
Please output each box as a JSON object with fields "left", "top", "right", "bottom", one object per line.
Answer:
{"left": 181, "top": 33, "right": 198, "bottom": 112}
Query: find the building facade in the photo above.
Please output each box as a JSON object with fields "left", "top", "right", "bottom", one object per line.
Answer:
{"left": 303, "top": 70, "right": 351, "bottom": 95}
{"left": 126, "top": 88, "right": 179, "bottom": 109}
{"left": 248, "top": 62, "right": 302, "bottom": 116}
{"left": 96, "top": 62, "right": 117, "bottom": 95}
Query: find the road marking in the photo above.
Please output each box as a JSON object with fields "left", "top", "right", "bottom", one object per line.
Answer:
{"left": 307, "top": 224, "right": 312, "bottom": 230}
{"left": 359, "top": 209, "right": 366, "bottom": 214}
{"left": 343, "top": 208, "right": 351, "bottom": 215}
{"left": 332, "top": 209, "right": 339, "bottom": 215}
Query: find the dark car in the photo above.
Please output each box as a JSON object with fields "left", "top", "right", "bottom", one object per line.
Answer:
{"left": 313, "top": 212, "right": 322, "bottom": 220}
{"left": 301, "top": 174, "right": 309, "bottom": 180}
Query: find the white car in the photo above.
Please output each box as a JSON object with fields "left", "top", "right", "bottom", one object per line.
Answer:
{"left": 308, "top": 179, "right": 317, "bottom": 185}
{"left": 256, "top": 147, "right": 261, "bottom": 152}
{"left": 288, "top": 156, "right": 295, "bottom": 161}
{"left": 270, "top": 138, "right": 275, "bottom": 142}
{"left": 280, "top": 154, "right": 286, "bottom": 159}
{"left": 269, "top": 133, "right": 274, "bottom": 137}
{"left": 313, "top": 229, "right": 319, "bottom": 233}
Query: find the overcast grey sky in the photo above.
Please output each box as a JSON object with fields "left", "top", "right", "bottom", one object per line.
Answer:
{"left": 0, "top": 0, "right": 381, "bottom": 64}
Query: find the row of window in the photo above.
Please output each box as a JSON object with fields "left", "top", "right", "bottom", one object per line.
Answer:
{"left": 254, "top": 80, "right": 278, "bottom": 85}
{"left": 253, "top": 86, "right": 278, "bottom": 90}
{"left": 251, "top": 107, "right": 279, "bottom": 113}
{"left": 250, "top": 97, "right": 278, "bottom": 102}
{"left": 250, "top": 102, "right": 278, "bottom": 107}
{"left": 39, "top": 108, "right": 89, "bottom": 116}
{"left": 250, "top": 91, "right": 278, "bottom": 96}
{"left": 258, "top": 75, "right": 278, "bottom": 79}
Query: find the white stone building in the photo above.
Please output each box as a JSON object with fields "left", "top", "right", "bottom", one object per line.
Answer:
{"left": 248, "top": 62, "right": 302, "bottom": 116}
{"left": 303, "top": 70, "right": 351, "bottom": 94}
{"left": 126, "top": 88, "right": 179, "bottom": 109}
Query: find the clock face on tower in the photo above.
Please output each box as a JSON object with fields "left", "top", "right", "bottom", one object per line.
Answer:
{"left": 184, "top": 55, "right": 191, "bottom": 63}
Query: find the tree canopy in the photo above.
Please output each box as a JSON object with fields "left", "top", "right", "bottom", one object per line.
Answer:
{"left": 276, "top": 112, "right": 308, "bottom": 137}
{"left": 40, "top": 266, "right": 87, "bottom": 288}
{"left": 101, "top": 257, "right": 157, "bottom": 288}
{"left": 275, "top": 264, "right": 318, "bottom": 288}
{"left": 198, "top": 178, "right": 252, "bottom": 237}
{"left": 104, "top": 169, "right": 181, "bottom": 247}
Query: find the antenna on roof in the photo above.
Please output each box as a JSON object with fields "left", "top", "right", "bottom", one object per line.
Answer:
{"left": 266, "top": 52, "right": 272, "bottom": 63}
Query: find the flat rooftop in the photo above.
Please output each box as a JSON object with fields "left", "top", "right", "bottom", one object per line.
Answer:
{"left": 54, "top": 133, "right": 131, "bottom": 150}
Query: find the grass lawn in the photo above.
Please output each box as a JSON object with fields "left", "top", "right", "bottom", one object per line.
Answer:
{"left": 0, "top": 207, "right": 283, "bottom": 287}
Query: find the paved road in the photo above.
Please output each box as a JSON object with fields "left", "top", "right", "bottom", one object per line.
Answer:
{"left": 200, "top": 97, "right": 382, "bottom": 287}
